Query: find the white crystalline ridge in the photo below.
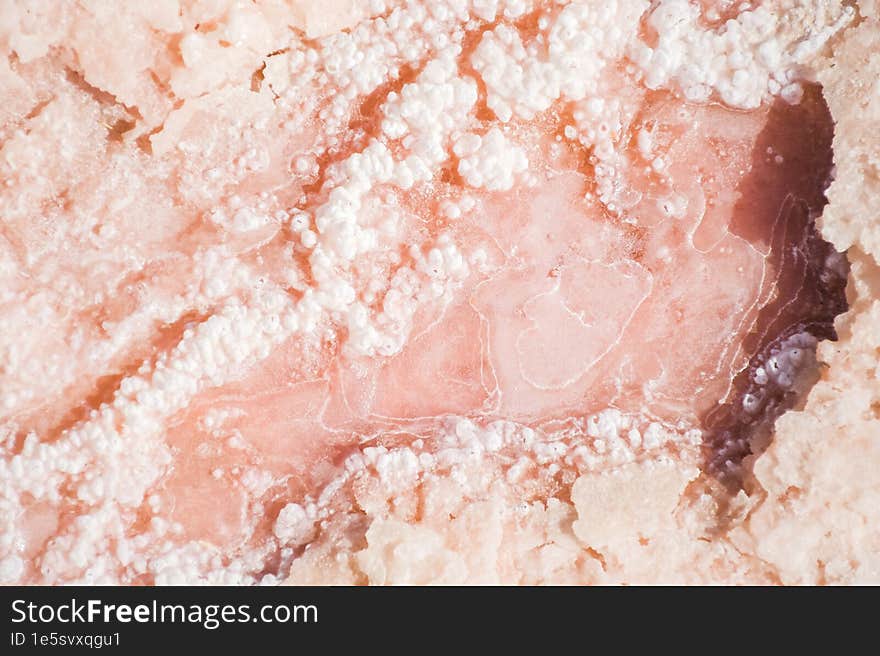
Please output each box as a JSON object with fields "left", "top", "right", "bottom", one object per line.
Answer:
{"left": 456, "top": 128, "right": 529, "bottom": 191}
{"left": 470, "top": 1, "right": 647, "bottom": 122}
{"left": 281, "top": 411, "right": 704, "bottom": 585}
{"left": 634, "top": 0, "right": 855, "bottom": 108}
{"left": 0, "top": 0, "right": 875, "bottom": 584}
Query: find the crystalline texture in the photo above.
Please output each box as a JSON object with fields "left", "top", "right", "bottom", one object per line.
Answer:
{"left": 0, "top": 1, "right": 864, "bottom": 584}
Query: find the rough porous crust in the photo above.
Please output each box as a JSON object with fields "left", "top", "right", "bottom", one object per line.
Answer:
{"left": 735, "top": 2, "right": 880, "bottom": 584}
{"left": 0, "top": 1, "right": 876, "bottom": 585}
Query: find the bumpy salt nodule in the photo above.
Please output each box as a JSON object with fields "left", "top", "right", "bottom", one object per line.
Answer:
{"left": 0, "top": 0, "right": 854, "bottom": 584}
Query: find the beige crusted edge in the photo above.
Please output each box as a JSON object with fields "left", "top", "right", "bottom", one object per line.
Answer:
{"left": 731, "top": 1, "right": 880, "bottom": 584}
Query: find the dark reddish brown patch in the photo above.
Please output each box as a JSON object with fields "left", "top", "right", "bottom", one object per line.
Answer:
{"left": 702, "top": 87, "right": 848, "bottom": 490}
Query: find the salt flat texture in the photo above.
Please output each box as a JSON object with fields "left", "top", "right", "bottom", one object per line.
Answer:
{"left": 0, "top": 0, "right": 874, "bottom": 584}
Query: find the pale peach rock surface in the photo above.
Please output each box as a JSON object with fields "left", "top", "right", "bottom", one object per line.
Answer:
{"left": 0, "top": 0, "right": 874, "bottom": 584}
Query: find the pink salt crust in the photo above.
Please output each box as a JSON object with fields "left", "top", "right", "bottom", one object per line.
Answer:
{"left": 0, "top": 1, "right": 875, "bottom": 584}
